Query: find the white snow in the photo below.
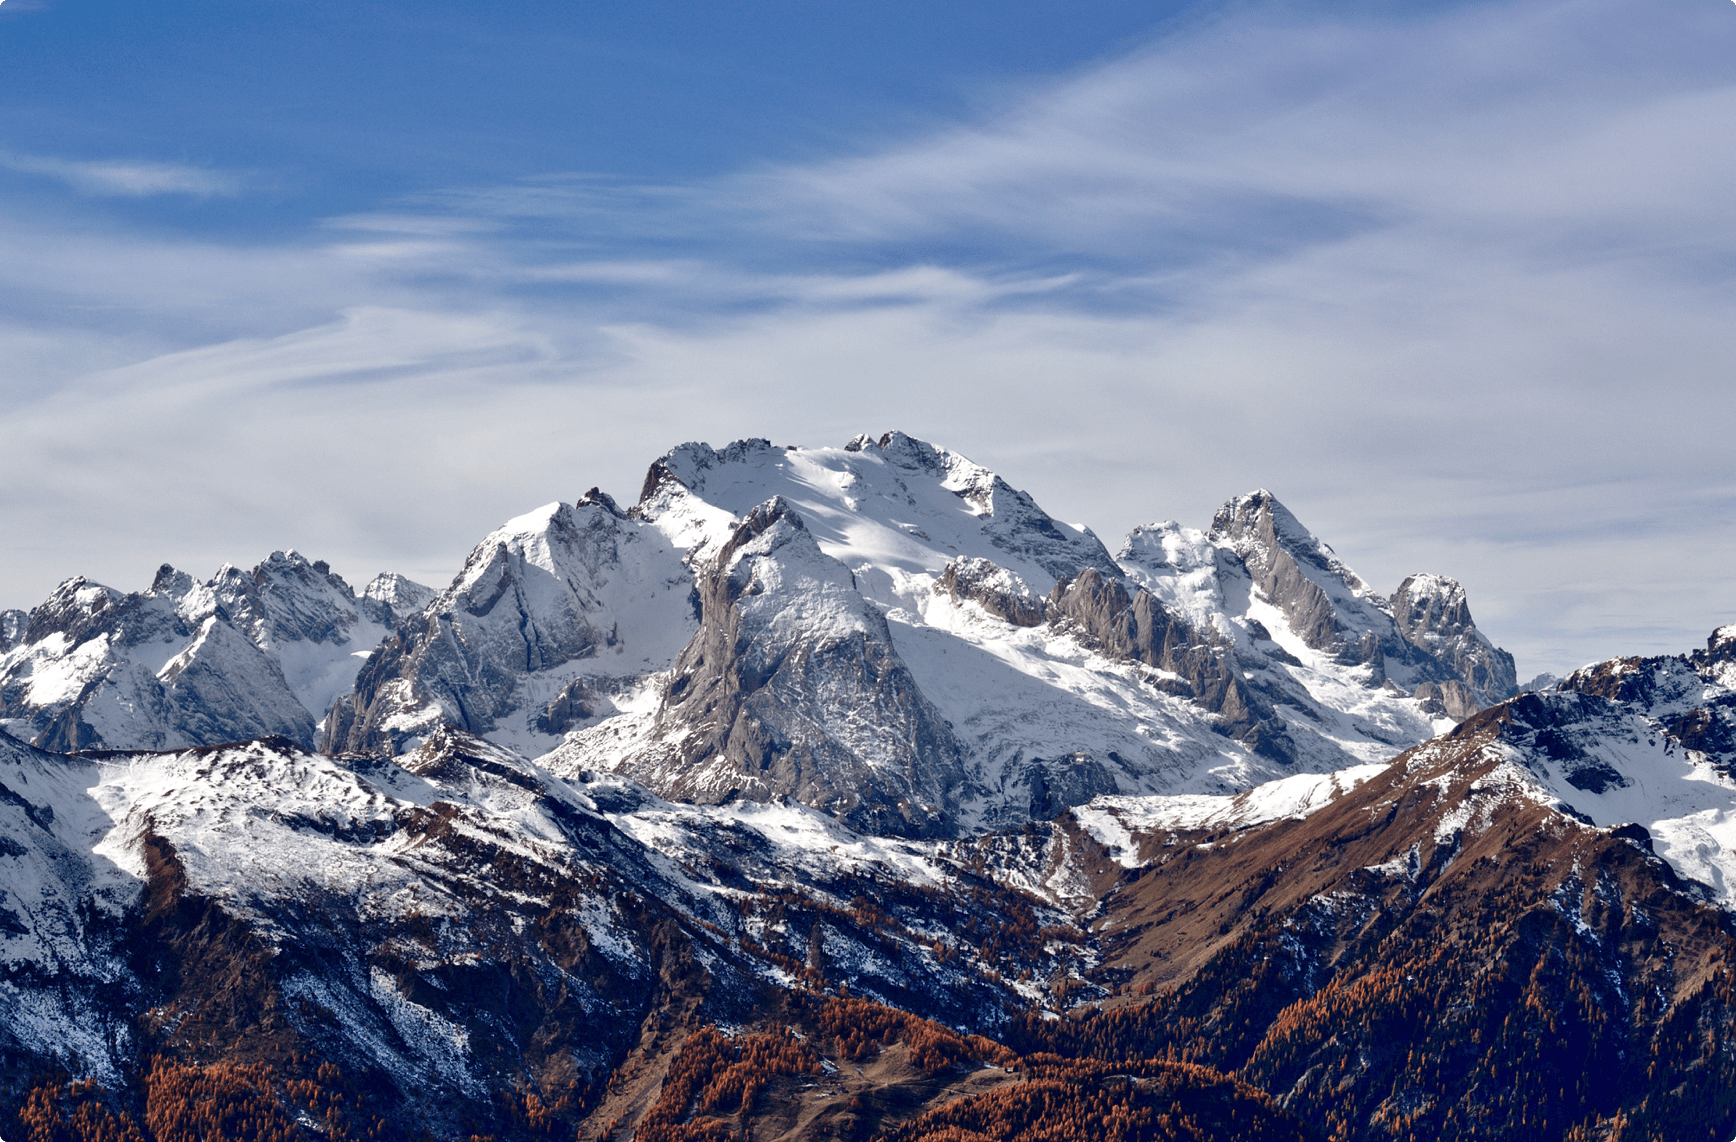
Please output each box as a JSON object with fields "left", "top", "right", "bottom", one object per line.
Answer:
{"left": 1072, "top": 763, "right": 1390, "bottom": 867}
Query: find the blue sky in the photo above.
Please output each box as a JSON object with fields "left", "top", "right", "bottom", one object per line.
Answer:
{"left": 1, "top": 0, "right": 1734, "bottom": 676}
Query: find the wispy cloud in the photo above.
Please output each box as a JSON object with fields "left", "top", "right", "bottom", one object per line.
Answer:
{"left": 0, "top": 150, "right": 247, "bottom": 197}
{"left": 0, "top": 0, "right": 1731, "bottom": 678}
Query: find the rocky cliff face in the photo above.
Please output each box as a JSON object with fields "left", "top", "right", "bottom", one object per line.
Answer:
{"left": 1392, "top": 572, "right": 1518, "bottom": 707}
{"left": 632, "top": 498, "right": 968, "bottom": 838}
{"left": 1044, "top": 568, "right": 1294, "bottom": 762}
{"left": 1195, "top": 490, "right": 1517, "bottom": 715}
{"left": 324, "top": 495, "right": 696, "bottom": 757}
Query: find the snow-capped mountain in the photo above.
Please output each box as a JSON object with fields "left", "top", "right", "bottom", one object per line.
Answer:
{"left": 0, "top": 552, "right": 428, "bottom": 752}
{"left": 6, "top": 629, "right": 1736, "bottom": 1140}
{"left": 7, "top": 429, "right": 1736, "bottom": 1142}
{"left": 319, "top": 433, "right": 1518, "bottom": 835}
{"left": 1, "top": 430, "right": 1523, "bottom": 838}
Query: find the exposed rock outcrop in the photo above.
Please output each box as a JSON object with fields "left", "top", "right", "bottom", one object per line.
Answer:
{"left": 934, "top": 557, "right": 1045, "bottom": 627}
{"left": 636, "top": 498, "right": 969, "bottom": 838}
{"left": 1045, "top": 568, "right": 1294, "bottom": 762}
{"left": 1392, "top": 573, "right": 1517, "bottom": 706}
{"left": 1209, "top": 490, "right": 1377, "bottom": 660}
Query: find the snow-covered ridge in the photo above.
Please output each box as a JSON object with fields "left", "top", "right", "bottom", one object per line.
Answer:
{"left": 0, "top": 724, "right": 1066, "bottom": 1088}
{"left": 0, "top": 552, "right": 429, "bottom": 753}
{"left": 7, "top": 431, "right": 1525, "bottom": 838}
{"left": 1073, "top": 763, "right": 1391, "bottom": 868}
{"left": 1057, "top": 629, "right": 1736, "bottom": 911}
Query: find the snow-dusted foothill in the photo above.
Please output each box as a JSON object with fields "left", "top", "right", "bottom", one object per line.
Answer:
{"left": 0, "top": 553, "right": 427, "bottom": 753}
{"left": 0, "top": 722, "right": 1077, "bottom": 1113}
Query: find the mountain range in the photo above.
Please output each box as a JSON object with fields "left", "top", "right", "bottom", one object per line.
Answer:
{"left": 1, "top": 432, "right": 1731, "bottom": 1142}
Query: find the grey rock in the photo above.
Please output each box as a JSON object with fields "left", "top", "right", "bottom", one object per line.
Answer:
{"left": 1412, "top": 680, "right": 1481, "bottom": 722}
{"left": 1392, "top": 574, "right": 1517, "bottom": 707}
{"left": 206, "top": 550, "right": 364, "bottom": 649}
{"left": 1207, "top": 491, "right": 1516, "bottom": 721}
{"left": 1210, "top": 491, "right": 1367, "bottom": 657}
{"left": 1045, "top": 567, "right": 1295, "bottom": 762}
{"left": 1019, "top": 752, "right": 1121, "bottom": 820}
{"left": 328, "top": 496, "right": 695, "bottom": 757}
{"left": 638, "top": 497, "right": 968, "bottom": 838}
{"left": 0, "top": 610, "right": 24, "bottom": 652}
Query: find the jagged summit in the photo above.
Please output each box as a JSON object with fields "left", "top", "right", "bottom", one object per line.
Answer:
{"left": 324, "top": 493, "right": 695, "bottom": 757}
{"left": 0, "top": 552, "right": 430, "bottom": 752}
{"left": 8, "top": 433, "right": 1522, "bottom": 838}
{"left": 10, "top": 433, "right": 1736, "bottom": 1142}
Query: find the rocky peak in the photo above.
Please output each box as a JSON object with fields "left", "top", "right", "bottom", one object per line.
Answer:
{"left": 867, "top": 430, "right": 949, "bottom": 475}
{"left": 1210, "top": 489, "right": 1369, "bottom": 595}
{"left": 205, "top": 550, "right": 362, "bottom": 650}
{"left": 327, "top": 494, "right": 695, "bottom": 758}
{"left": 1208, "top": 491, "right": 1376, "bottom": 660}
{"left": 22, "top": 577, "right": 123, "bottom": 647}
{"left": 362, "top": 572, "right": 435, "bottom": 615}
{"left": 147, "top": 564, "right": 197, "bottom": 599}
{"left": 0, "top": 609, "right": 25, "bottom": 651}
{"left": 1392, "top": 573, "right": 1517, "bottom": 706}
{"left": 576, "top": 486, "right": 627, "bottom": 517}
{"left": 1391, "top": 573, "right": 1473, "bottom": 639}
{"left": 1697, "top": 624, "right": 1736, "bottom": 673}
{"left": 637, "top": 438, "right": 779, "bottom": 504}
{"left": 717, "top": 495, "right": 808, "bottom": 579}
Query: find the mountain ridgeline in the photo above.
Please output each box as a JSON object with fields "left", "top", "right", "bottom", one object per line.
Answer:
{"left": 9, "top": 432, "right": 1736, "bottom": 1142}
{"left": 4, "top": 432, "right": 1520, "bottom": 838}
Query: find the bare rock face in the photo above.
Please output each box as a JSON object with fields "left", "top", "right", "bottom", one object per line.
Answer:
{"left": 637, "top": 497, "right": 968, "bottom": 838}
{"left": 206, "top": 550, "right": 368, "bottom": 650}
{"left": 1697, "top": 624, "right": 1736, "bottom": 680}
{"left": 326, "top": 497, "right": 694, "bottom": 756}
{"left": 1391, "top": 573, "right": 1517, "bottom": 707}
{"left": 1045, "top": 568, "right": 1294, "bottom": 761}
{"left": 1208, "top": 490, "right": 1408, "bottom": 674}
{"left": 1205, "top": 491, "right": 1516, "bottom": 721}
{"left": 0, "top": 610, "right": 24, "bottom": 652}
{"left": 1411, "top": 679, "right": 1481, "bottom": 722}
